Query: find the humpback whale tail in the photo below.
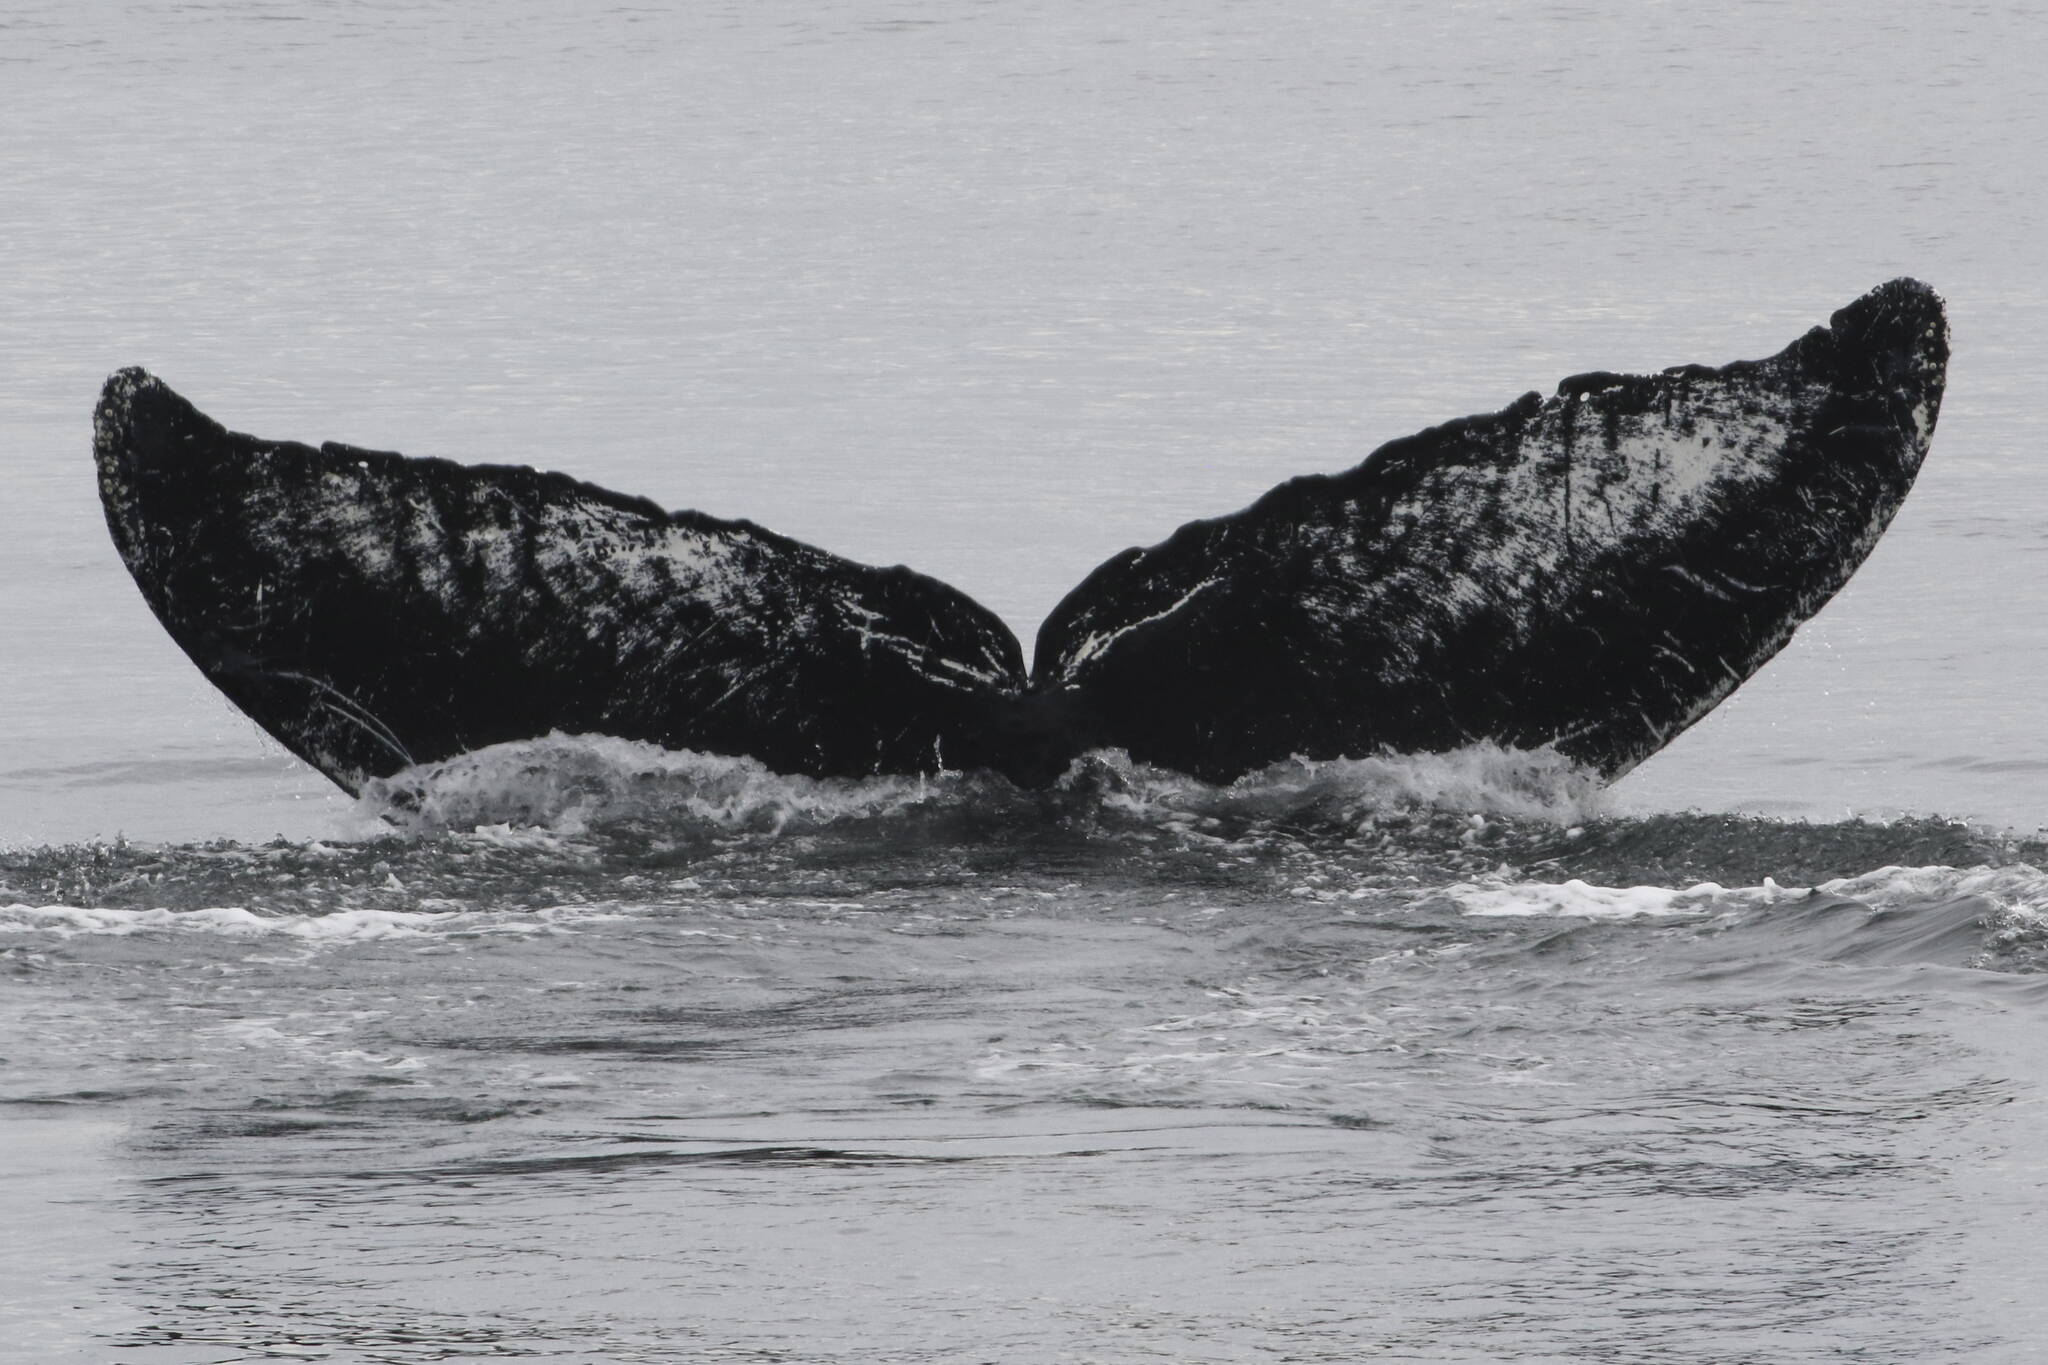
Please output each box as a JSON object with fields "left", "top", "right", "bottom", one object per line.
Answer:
{"left": 94, "top": 279, "right": 1947, "bottom": 797}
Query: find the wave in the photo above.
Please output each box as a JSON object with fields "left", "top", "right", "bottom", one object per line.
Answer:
{"left": 6, "top": 735, "right": 2048, "bottom": 979}
{"left": 6, "top": 849, "right": 2046, "bottom": 973}
{"left": 1424, "top": 861, "right": 2048, "bottom": 975}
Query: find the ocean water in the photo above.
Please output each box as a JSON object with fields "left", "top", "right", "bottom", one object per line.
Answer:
{"left": 4, "top": 1, "right": 2048, "bottom": 1360}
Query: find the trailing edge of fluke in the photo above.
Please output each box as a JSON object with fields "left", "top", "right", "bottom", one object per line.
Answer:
{"left": 94, "top": 279, "right": 1948, "bottom": 795}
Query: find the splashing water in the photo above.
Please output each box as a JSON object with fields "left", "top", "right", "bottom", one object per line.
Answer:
{"left": 359, "top": 733, "right": 1609, "bottom": 836}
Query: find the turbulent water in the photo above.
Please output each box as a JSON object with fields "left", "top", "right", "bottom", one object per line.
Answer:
{"left": 8, "top": 748, "right": 2048, "bottom": 1361}
{"left": 6, "top": 1, "right": 2048, "bottom": 1361}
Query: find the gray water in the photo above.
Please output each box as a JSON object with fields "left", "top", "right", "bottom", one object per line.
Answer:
{"left": 4, "top": 2, "right": 2048, "bottom": 1360}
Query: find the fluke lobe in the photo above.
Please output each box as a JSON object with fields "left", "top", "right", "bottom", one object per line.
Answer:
{"left": 94, "top": 279, "right": 1948, "bottom": 795}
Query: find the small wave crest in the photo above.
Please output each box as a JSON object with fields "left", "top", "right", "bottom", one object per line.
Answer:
{"left": 1427, "top": 860, "right": 2048, "bottom": 974}
{"left": 1816, "top": 864, "right": 2048, "bottom": 970}
{"left": 1817, "top": 863, "right": 2048, "bottom": 916}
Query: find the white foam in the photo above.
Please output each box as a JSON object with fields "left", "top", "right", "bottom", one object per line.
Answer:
{"left": 1438, "top": 862, "right": 2048, "bottom": 928}
{"left": 357, "top": 733, "right": 1609, "bottom": 836}
{"left": 359, "top": 733, "right": 970, "bottom": 834}
{"left": 0, "top": 901, "right": 626, "bottom": 941}
{"left": 1087, "top": 742, "right": 1609, "bottom": 828}
{"left": 1440, "top": 877, "right": 1754, "bottom": 920}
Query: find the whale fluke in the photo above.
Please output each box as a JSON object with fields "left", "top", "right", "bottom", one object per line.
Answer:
{"left": 1033, "top": 277, "right": 1949, "bottom": 781}
{"left": 94, "top": 279, "right": 1946, "bottom": 796}
{"left": 93, "top": 371, "right": 1032, "bottom": 791}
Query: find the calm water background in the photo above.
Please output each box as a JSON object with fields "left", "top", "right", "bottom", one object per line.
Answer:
{"left": 4, "top": 2, "right": 2048, "bottom": 1361}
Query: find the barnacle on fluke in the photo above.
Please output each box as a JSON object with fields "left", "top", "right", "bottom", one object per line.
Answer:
{"left": 94, "top": 279, "right": 1947, "bottom": 795}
